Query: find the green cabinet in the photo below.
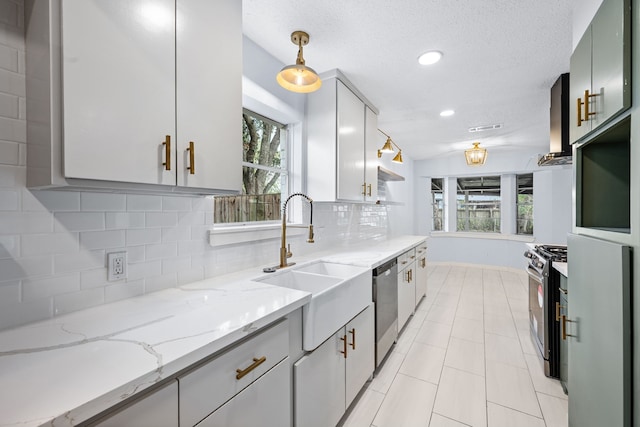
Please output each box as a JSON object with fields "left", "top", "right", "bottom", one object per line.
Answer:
{"left": 569, "top": 0, "right": 631, "bottom": 144}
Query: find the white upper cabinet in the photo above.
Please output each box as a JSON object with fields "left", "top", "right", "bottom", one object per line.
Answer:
{"left": 569, "top": 0, "right": 631, "bottom": 144}
{"left": 25, "top": 0, "right": 242, "bottom": 195}
{"left": 307, "top": 71, "right": 379, "bottom": 202}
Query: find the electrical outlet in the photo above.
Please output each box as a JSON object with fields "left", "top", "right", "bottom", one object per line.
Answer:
{"left": 107, "top": 251, "right": 127, "bottom": 281}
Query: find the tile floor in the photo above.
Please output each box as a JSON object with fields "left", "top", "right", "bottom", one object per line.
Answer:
{"left": 339, "top": 264, "right": 569, "bottom": 427}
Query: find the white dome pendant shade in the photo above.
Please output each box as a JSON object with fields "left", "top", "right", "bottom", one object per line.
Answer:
{"left": 276, "top": 31, "right": 322, "bottom": 93}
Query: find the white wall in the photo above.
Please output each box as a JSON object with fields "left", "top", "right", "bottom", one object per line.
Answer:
{"left": 0, "top": 6, "right": 391, "bottom": 331}
{"left": 414, "top": 147, "right": 573, "bottom": 268}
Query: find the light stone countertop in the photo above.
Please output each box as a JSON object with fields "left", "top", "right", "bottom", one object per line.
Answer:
{"left": 0, "top": 235, "right": 427, "bottom": 427}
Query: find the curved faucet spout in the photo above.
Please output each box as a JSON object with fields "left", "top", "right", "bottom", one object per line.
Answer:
{"left": 280, "top": 193, "right": 314, "bottom": 268}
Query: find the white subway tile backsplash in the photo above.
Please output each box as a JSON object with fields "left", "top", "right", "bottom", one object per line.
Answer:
{"left": 53, "top": 287, "right": 104, "bottom": 316}
{"left": 178, "top": 211, "right": 205, "bottom": 225}
{"left": 53, "top": 249, "right": 104, "bottom": 274}
{"left": 23, "top": 190, "right": 80, "bottom": 211}
{"left": 126, "top": 228, "right": 161, "bottom": 246}
{"left": 105, "top": 212, "right": 145, "bottom": 229}
{"left": 162, "top": 196, "right": 191, "bottom": 211}
{"left": 54, "top": 212, "right": 104, "bottom": 232}
{"left": 177, "top": 268, "right": 204, "bottom": 285}
{"left": 0, "top": 255, "right": 51, "bottom": 281}
{"left": 0, "top": 68, "right": 24, "bottom": 98}
{"left": 0, "top": 279, "right": 19, "bottom": 306}
{"left": 0, "top": 115, "right": 24, "bottom": 142}
{"left": 21, "top": 232, "right": 78, "bottom": 256}
{"left": 144, "top": 273, "right": 177, "bottom": 293}
{"left": 22, "top": 273, "right": 80, "bottom": 300}
{"left": 127, "top": 194, "right": 162, "bottom": 211}
{"left": 161, "top": 256, "right": 192, "bottom": 275}
{"left": 0, "top": 91, "right": 18, "bottom": 117}
{"left": 161, "top": 226, "right": 191, "bottom": 242}
{"left": 177, "top": 239, "right": 208, "bottom": 256}
{"left": 0, "top": 297, "right": 51, "bottom": 330}
{"left": 0, "top": 235, "right": 19, "bottom": 259}
{"left": 0, "top": 189, "right": 18, "bottom": 210}
{"left": 145, "top": 242, "right": 177, "bottom": 260}
{"left": 105, "top": 280, "right": 144, "bottom": 303}
{"left": 0, "top": 211, "right": 52, "bottom": 234}
{"left": 124, "top": 245, "right": 145, "bottom": 263}
{"left": 145, "top": 212, "right": 177, "bottom": 228}
{"left": 80, "top": 230, "right": 125, "bottom": 250}
{"left": 0, "top": 140, "right": 19, "bottom": 165}
{"left": 81, "top": 192, "right": 126, "bottom": 212}
{"left": 127, "top": 260, "right": 162, "bottom": 281}
{"left": 80, "top": 268, "right": 108, "bottom": 290}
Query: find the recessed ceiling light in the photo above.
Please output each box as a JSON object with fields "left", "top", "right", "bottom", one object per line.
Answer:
{"left": 418, "top": 50, "right": 442, "bottom": 65}
{"left": 440, "top": 110, "right": 455, "bottom": 117}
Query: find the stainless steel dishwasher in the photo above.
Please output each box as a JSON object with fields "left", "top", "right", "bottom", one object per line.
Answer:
{"left": 372, "top": 258, "right": 398, "bottom": 368}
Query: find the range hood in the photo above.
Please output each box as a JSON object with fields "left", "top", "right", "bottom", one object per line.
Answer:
{"left": 538, "top": 73, "right": 572, "bottom": 166}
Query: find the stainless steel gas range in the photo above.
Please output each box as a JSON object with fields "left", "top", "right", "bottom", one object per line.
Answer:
{"left": 524, "top": 244, "right": 567, "bottom": 378}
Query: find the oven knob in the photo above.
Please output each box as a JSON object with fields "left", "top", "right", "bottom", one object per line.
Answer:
{"left": 536, "top": 261, "right": 544, "bottom": 268}
{"left": 524, "top": 251, "right": 531, "bottom": 258}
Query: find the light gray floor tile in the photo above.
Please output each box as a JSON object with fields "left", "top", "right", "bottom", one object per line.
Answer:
{"left": 537, "top": 392, "right": 569, "bottom": 427}
{"left": 433, "top": 366, "right": 487, "bottom": 427}
{"left": 487, "top": 402, "right": 545, "bottom": 427}
{"left": 484, "top": 333, "right": 527, "bottom": 368}
{"left": 394, "top": 325, "right": 419, "bottom": 355}
{"left": 341, "top": 387, "right": 385, "bottom": 427}
{"left": 451, "top": 316, "right": 484, "bottom": 343}
{"left": 426, "top": 303, "right": 457, "bottom": 324}
{"left": 443, "top": 336, "right": 485, "bottom": 377}
{"left": 486, "top": 360, "right": 542, "bottom": 418}
{"left": 372, "top": 373, "right": 437, "bottom": 427}
{"left": 523, "top": 353, "right": 567, "bottom": 399}
{"left": 484, "top": 313, "right": 518, "bottom": 338}
{"left": 369, "top": 351, "right": 404, "bottom": 394}
{"left": 429, "top": 413, "right": 471, "bottom": 427}
{"left": 399, "top": 341, "right": 446, "bottom": 385}
{"left": 415, "top": 320, "right": 452, "bottom": 348}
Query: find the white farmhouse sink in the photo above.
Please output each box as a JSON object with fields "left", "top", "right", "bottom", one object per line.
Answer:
{"left": 254, "top": 261, "right": 372, "bottom": 350}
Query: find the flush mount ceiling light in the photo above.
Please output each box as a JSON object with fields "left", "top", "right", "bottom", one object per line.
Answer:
{"left": 276, "top": 30, "right": 322, "bottom": 93}
{"left": 465, "top": 142, "right": 487, "bottom": 166}
{"left": 418, "top": 50, "right": 443, "bottom": 65}
{"left": 377, "top": 129, "right": 403, "bottom": 164}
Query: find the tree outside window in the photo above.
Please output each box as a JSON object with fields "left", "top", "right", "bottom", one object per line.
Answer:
{"left": 516, "top": 173, "right": 534, "bottom": 235}
{"left": 214, "top": 110, "right": 287, "bottom": 223}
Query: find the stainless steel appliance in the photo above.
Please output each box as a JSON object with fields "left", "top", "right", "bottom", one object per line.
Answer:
{"left": 372, "top": 258, "right": 398, "bottom": 368}
{"left": 524, "top": 244, "right": 567, "bottom": 378}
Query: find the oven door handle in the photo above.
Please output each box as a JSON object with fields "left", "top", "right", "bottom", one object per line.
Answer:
{"left": 527, "top": 266, "right": 543, "bottom": 282}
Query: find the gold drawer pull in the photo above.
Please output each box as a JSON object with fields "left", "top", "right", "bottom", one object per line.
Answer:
{"left": 584, "top": 89, "right": 598, "bottom": 121}
{"left": 340, "top": 335, "right": 348, "bottom": 358}
{"left": 349, "top": 328, "right": 356, "bottom": 350}
{"left": 367, "top": 183, "right": 372, "bottom": 197}
{"left": 162, "top": 135, "right": 171, "bottom": 171}
{"left": 187, "top": 141, "right": 195, "bottom": 175}
{"left": 235, "top": 356, "right": 266, "bottom": 380}
{"left": 577, "top": 97, "right": 584, "bottom": 127}
{"left": 361, "top": 183, "right": 367, "bottom": 196}
{"left": 561, "top": 315, "right": 574, "bottom": 341}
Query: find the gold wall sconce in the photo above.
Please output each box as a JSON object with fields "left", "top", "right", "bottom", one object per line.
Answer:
{"left": 377, "top": 129, "right": 403, "bottom": 164}
{"left": 276, "top": 31, "right": 322, "bottom": 93}
{"left": 465, "top": 142, "right": 487, "bottom": 165}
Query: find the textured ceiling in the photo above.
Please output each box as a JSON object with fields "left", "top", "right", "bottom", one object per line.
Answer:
{"left": 242, "top": 0, "right": 573, "bottom": 160}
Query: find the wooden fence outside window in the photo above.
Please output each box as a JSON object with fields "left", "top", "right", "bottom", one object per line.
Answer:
{"left": 214, "top": 194, "right": 281, "bottom": 223}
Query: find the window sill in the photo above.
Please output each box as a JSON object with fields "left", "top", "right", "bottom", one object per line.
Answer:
{"left": 209, "top": 223, "right": 306, "bottom": 247}
{"left": 429, "top": 232, "right": 535, "bottom": 243}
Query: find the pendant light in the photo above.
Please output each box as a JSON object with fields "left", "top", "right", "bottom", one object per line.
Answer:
{"left": 465, "top": 142, "right": 487, "bottom": 165}
{"left": 276, "top": 31, "right": 322, "bottom": 93}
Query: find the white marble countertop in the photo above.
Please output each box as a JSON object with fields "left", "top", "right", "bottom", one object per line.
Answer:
{"left": 0, "top": 235, "right": 426, "bottom": 427}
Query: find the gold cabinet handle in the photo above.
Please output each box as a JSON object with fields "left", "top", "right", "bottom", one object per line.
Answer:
{"left": 349, "top": 328, "right": 356, "bottom": 350}
{"left": 235, "top": 356, "right": 266, "bottom": 380}
{"left": 420, "top": 258, "right": 426, "bottom": 268}
{"left": 187, "top": 141, "right": 195, "bottom": 175}
{"left": 577, "top": 97, "right": 584, "bottom": 127}
{"left": 559, "top": 287, "right": 567, "bottom": 295}
{"left": 162, "top": 135, "right": 171, "bottom": 170}
{"left": 584, "top": 89, "right": 599, "bottom": 122}
{"left": 410, "top": 269, "right": 413, "bottom": 282}
{"left": 561, "top": 315, "right": 574, "bottom": 341}
{"left": 340, "top": 335, "right": 348, "bottom": 358}
{"left": 367, "top": 184, "right": 372, "bottom": 197}
{"left": 555, "top": 302, "right": 562, "bottom": 322}
{"left": 361, "top": 183, "right": 367, "bottom": 196}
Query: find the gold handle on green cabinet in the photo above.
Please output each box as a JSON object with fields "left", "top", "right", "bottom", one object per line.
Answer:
{"left": 561, "top": 315, "right": 574, "bottom": 341}
{"left": 556, "top": 302, "right": 562, "bottom": 322}
{"left": 349, "top": 328, "right": 356, "bottom": 350}
{"left": 235, "top": 356, "right": 266, "bottom": 380}
{"left": 187, "top": 141, "right": 195, "bottom": 175}
{"left": 584, "top": 89, "right": 599, "bottom": 122}
{"left": 367, "top": 184, "right": 372, "bottom": 197}
{"left": 162, "top": 135, "right": 171, "bottom": 171}
{"left": 577, "top": 97, "right": 584, "bottom": 127}
{"left": 340, "top": 335, "right": 348, "bottom": 358}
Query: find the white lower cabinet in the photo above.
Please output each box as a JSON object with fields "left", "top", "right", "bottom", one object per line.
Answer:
{"left": 179, "top": 319, "right": 290, "bottom": 427}
{"left": 92, "top": 380, "right": 178, "bottom": 427}
{"left": 397, "top": 248, "right": 416, "bottom": 331}
{"left": 196, "top": 359, "right": 290, "bottom": 427}
{"left": 294, "top": 304, "right": 375, "bottom": 427}
{"left": 415, "top": 244, "right": 428, "bottom": 307}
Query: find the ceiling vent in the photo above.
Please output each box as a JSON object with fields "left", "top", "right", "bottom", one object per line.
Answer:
{"left": 468, "top": 123, "right": 503, "bottom": 133}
